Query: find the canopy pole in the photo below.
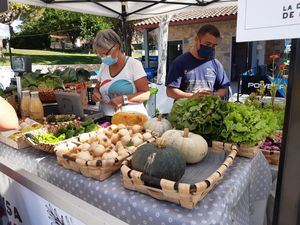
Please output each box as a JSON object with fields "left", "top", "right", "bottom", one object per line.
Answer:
{"left": 273, "top": 38, "right": 300, "bottom": 224}
{"left": 121, "top": 3, "right": 130, "bottom": 56}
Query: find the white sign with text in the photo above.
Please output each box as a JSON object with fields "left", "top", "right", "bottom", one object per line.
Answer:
{"left": 237, "top": 0, "right": 300, "bottom": 42}
{"left": 0, "top": 171, "right": 85, "bottom": 225}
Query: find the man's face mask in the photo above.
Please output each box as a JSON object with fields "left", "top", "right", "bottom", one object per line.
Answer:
{"left": 197, "top": 44, "right": 215, "bottom": 60}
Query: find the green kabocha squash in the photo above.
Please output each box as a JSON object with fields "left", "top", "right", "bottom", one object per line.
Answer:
{"left": 131, "top": 139, "right": 186, "bottom": 182}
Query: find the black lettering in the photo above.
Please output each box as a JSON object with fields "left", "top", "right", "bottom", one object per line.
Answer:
{"left": 283, "top": 12, "right": 289, "bottom": 19}
{"left": 6, "top": 200, "right": 12, "bottom": 216}
{"left": 14, "top": 207, "right": 22, "bottom": 223}
{"left": 288, "top": 5, "right": 292, "bottom": 10}
{"left": 283, "top": 6, "right": 287, "bottom": 11}
{"left": 290, "top": 11, "right": 294, "bottom": 18}
{"left": 297, "top": 3, "right": 300, "bottom": 9}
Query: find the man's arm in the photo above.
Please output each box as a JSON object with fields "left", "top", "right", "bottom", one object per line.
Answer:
{"left": 166, "top": 87, "right": 212, "bottom": 100}
{"left": 166, "top": 87, "right": 193, "bottom": 100}
{"left": 213, "top": 87, "right": 228, "bottom": 97}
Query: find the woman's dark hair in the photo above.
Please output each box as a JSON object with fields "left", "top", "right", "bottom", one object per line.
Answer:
{"left": 197, "top": 24, "right": 221, "bottom": 38}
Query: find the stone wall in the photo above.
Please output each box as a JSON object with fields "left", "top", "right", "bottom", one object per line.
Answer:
{"left": 168, "top": 19, "right": 237, "bottom": 80}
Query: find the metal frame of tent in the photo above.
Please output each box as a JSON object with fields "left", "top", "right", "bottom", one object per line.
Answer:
{"left": 36, "top": 0, "right": 222, "bottom": 54}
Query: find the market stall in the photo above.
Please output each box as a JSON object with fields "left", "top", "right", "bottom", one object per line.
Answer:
{"left": 1, "top": 0, "right": 299, "bottom": 224}
{"left": 0, "top": 142, "right": 271, "bottom": 225}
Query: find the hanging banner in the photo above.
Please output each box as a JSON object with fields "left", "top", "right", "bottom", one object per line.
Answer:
{"left": 237, "top": 0, "right": 300, "bottom": 42}
{"left": 0, "top": 171, "right": 85, "bottom": 225}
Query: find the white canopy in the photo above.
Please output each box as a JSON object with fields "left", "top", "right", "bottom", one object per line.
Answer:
{"left": 9, "top": 0, "right": 227, "bottom": 21}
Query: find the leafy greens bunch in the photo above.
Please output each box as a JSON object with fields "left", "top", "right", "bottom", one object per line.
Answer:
{"left": 168, "top": 96, "right": 281, "bottom": 146}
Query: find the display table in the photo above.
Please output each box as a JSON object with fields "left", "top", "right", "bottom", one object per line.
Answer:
{"left": 0, "top": 143, "right": 272, "bottom": 225}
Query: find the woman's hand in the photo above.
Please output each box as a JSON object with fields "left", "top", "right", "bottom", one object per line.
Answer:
{"left": 92, "top": 88, "right": 102, "bottom": 102}
{"left": 108, "top": 94, "right": 123, "bottom": 111}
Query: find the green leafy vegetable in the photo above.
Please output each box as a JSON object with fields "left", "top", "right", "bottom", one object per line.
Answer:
{"left": 168, "top": 96, "right": 281, "bottom": 146}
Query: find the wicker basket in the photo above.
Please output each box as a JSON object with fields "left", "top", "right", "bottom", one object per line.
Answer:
{"left": 56, "top": 138, "right": 156, "bottom": 181}
{"left": 38, "top": 90, "right": 57, "bottom": 103}
{"left": 121, "top": 145, "right": 238, "bottom": 209}
{"left": 24, "top": 128, "right": 88, "bottom": 154}
{"left": 211, "top": 141, "right": 260, "bottom": 158}
{"left": 43, "top": 115, "right": 81, "bottom": 133}
{"left": 261, "top": 149, "right": 280, "bottom": 165}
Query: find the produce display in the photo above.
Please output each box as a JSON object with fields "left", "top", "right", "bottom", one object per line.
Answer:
{"left": 0, "top": 118, "right": 42, "bottom": 149}
{"left": 6, "top": 118, "right": 42, "bottom": 141}
{"left": 260, "top": 131, "right": 282, "bottom": 152}
{"left": 168, "top": 96, "right": 230, "bottom": 142}
{"left": 161, "top": 128, "right": 208, "bottom": 164}
{"left": 131, "top": 139, "right": 186, "bottom": 182}
{"left": 21, "top": 67, "right": 91, "bottom": 92}
{"left": 111, "top": 112, "right": 149, "bottom": 126}
{"left": 143, "top": 114, "right": 172, "bottom": 136}
{"left": 27, "top": 118, "right": 97, "bottom": 144}
{"left": 168, "top": 96, "right": 282, "bottom": 146}
{"left": 45, "top": 114, "right": 79, "bottom": 123}
{"left": 220, "top": 103, "right": 281, "bottom": 146}
{"left": 56, "top": 124, "right": 155, "bottom": 161}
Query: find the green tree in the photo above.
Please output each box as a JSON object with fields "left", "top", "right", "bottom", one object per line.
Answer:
{"left": 80, "top": 15, "right": 112, "bottom": 42}
{"left": 0, "top": 3, "right": 42, "bottom": 26}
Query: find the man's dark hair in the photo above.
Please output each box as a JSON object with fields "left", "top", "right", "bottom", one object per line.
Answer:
{"left": 197, "top": 24, "right": 221, "bottom": 38}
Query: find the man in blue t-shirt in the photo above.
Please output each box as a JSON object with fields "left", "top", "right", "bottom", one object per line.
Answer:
{"left": 166, "top": 24, "right": 230, "bottom": 99}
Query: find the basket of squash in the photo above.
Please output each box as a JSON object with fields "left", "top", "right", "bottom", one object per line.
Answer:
{"left": 55, "top": 124, "right": 157, "bottom": 181}
{"left": 121, "top": 128, "right": 238, "bottom": 209}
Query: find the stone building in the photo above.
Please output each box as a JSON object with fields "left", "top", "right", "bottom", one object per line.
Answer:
{"left": 135, "top": 2, "right": 286, "bottom": 82}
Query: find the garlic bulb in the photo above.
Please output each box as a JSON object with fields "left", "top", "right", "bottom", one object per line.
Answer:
{"left": 121, "top": 135, "right": 131, "bottom": 145}
{"left": 118, "top": 129, "right": 130, "bottom": 137}
{"left": 142, "top": 132, "right": 153, "bottom": 141}
{"left": 117, "top": 124, "right": 127, "bottom": 129}
{"left": 76, "top": 151, "right": 93, "bottom": 161}
{"left": 111, "top": 133, "right": 120, "bottom": 145}
{"left": 132, "top": 125, "right": 143, "bottom": 134}
{"left": 132, "top": 133, "right": 143, "bottom": 140}
{"left": 92, "top": 144, "right": 106, "bottom": 157}
{"left": 102, "top": 150, "right": 118, "bottom": 160}
{"left": 79, "top": 133, "right": 90, "bottom": 143}
{"left": 115, "top": 141, "right": 124, "bottom": 152}
{"left": 81, "top": 143, "right": 91, "bottom": 151}
{"left": 104, "top": 129, "right": 113, "bottom": 138}
{"left": 131, "top": 136, "right": 144, "bottom": 147}
{"left": 99, "top": 137, "right": 111, "bottom": 148}
{"left": 109, "top": 124, "right": 119, "bottom": 133}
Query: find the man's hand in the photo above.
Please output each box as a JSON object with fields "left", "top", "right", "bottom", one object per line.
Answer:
{"left": 92, "top": 89, "right": 102, "bottom": 102}
{"left": 191, "top": 89, "right": 212, "bottom": 99}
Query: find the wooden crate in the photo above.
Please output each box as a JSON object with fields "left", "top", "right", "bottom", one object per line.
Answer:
{"left": 121, "top": 145, "right": 238, "bottom": 209}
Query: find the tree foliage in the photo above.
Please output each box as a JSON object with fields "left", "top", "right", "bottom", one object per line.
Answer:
{"left": 0, "top": 3, "right": 42, "bottom": 25}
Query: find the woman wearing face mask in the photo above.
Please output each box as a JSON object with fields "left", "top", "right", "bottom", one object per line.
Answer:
{"left": 166, "top": 24, "right": 230, "bottom": 100}
{"left": 92, "top": 29, "right": 150, "bottom": 118}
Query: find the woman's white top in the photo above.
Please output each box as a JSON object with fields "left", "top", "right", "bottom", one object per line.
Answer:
{"left": 97, "top": 57, "right": 148, "bottom": 116}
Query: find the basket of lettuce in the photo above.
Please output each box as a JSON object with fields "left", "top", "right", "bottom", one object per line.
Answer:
{"left": 168, "top": 96, "right": 282, "bottom": 158}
